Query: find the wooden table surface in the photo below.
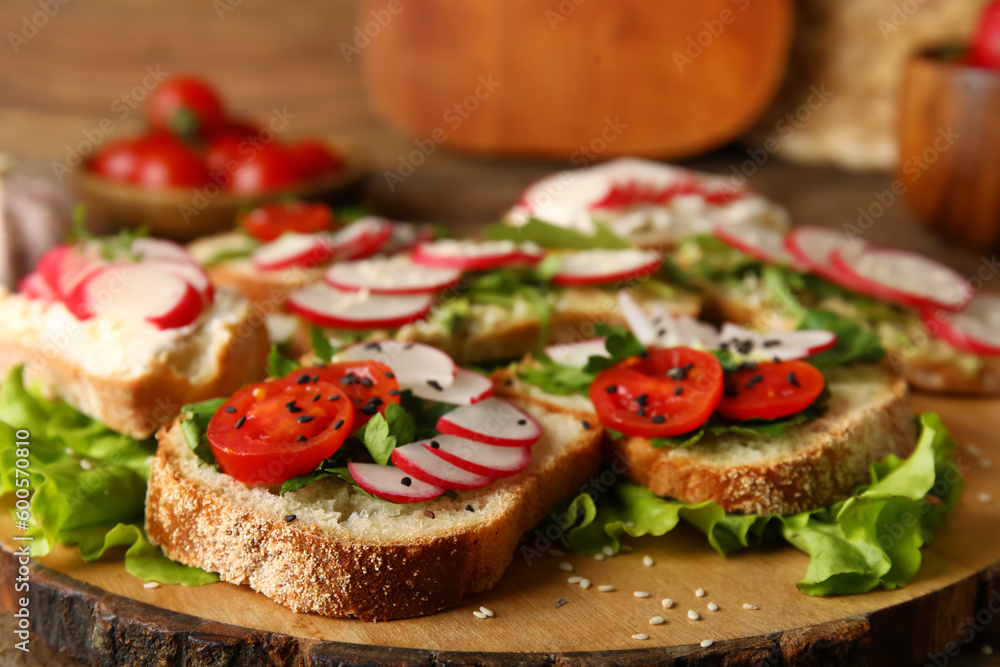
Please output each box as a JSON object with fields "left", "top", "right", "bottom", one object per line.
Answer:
{"left": 1, "top": 1, "right": 999, "bottom": 665}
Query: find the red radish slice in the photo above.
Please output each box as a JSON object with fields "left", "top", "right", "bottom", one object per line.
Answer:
{"left": 423, "top": 435, "right": 531, "bottom": 477}
{"left": 713, "top": 225, "right": 802, "bottom": 269}
{"left": 406, "top": 368, "right": 493, "bottom": 405}
{"left": 830, "top": 247, "right": 972, "bottom": 311}
{"left": 17, "top": 272, "right": 57, "bottom": 300}
{"left": 145, "top": 260, "right": 214, "bottom": 304}
{"left": 131, "top": 238, "right": 197, "bottom": 265}
{"left": 718, "top": 323, "right": 837, "bottom": 360}
{"left": 391, "top": 443, "right": 494, "bottom": 490}
{"left": 412, "top": 239, "right": 543, "bottom": 271}
{"left": 56, "top": 243, "right": 104, "bottom": 298}
{"left": 551, "top": 249, "right": 661, "bottom": 286}
{"left": 329, "top": 217, "right": 394, "bottom": 261}
{"left": 381, "top": 221, "right": 437, "bottom": 254}
{"left": 544, "top": 339, "right": 609, "bottom": 368}
{"left": 784, "top": 226, "right": 868, "bottom": 288}
{"left": 36, "top": 245, "right": 70, "bottom": 293}
{"left": 437, "top": 397, "right": 542, "bottom": 447}
{"left": 70, "top": 263, "right": 205, "bottom": 328}
{"left": 252, "top": 233, "right": 333, "bottom": 271}
{"left": 288, "top": 283, "right": 433, "bottom": 330}
{"left": 338, "top": 340, "right": 456, "bottom": 388}
{"left": 325, "top": 255, "right": 461, "bottom": 295}
{"left": 925, "top": 293, "right": 1000, "bottom": 356}
{"left": 617, "top": 291, "right": 718, "bottom": 349}
{"left": 347, "top": 462, "right": 444, "bottom": 503}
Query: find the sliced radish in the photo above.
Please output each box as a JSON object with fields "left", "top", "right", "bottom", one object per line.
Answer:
{"left": 287, "top": 283, "right": 433, "bottom": 330}
{"left": 423, "top": 435, "right": 531, "bottom": 477}
{"left": 617, "top": 291, "right": 718, "bottom": 349}
{"left": 830, "top": 247, "right": 972, "bottom": 311}
{"left": 145, "top": 259, "right": 214, "bottom": 304}
{"left": 412, "top": 239, "right": 543, "bottom": 271}
{"left": 131, "top": 238, "right": 198, "bottom": 265}
{"left": 56, "top": 243, "right": 104, "bottom": 298}
{"left": 251, "top": 233, "right": 333, "bottom": 271}
{"left": 925, "top": 293, "right": 1000, "bottom": 356}
{"left": 712, "top": 225, "right": 802, "bottom": 268}
{"left": 347, "top": 462, "right": 445, "bottom": 503}
{"left": 551, "top": 249, "right": 662, "bottom": 286}
{"left": 391, "top": 443, "right": 494, "bottom": 490}
{"left": 381, "top": 221, "right": 437, "bottom": 254}
{"left": 325, "top": 255, "right": 461, "bottom": 295}
{"left": 784, "top": 226, "right": 868, "bottom": 288}
{"left": 69, "top": 263, "right": 204, "bottom": 329}
{"left": 338, "top": 340, "right": 456, "bottom": 388}
{"left": 437, "top": 397, "right": 542, "bottom": 447}
{"left": 17, "top": 272, "right": 57, "bottom": 300}
{"left": 718, "top": 323, "right": 837, "bottom": 361}
{"left": 329, "top": 217, "right": 394, "bottom": 261}
{"left": 544, "top": 339, "right": 609, "bottom": 368}
{"left": 36, "top": 245, "right": 71, "bottom": 293}
{"left": 406, "top": 368, "right": 493, "bottom": 405}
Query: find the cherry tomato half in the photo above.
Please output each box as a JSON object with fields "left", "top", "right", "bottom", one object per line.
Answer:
{"left": 145, "top": 75, "right": 227, "bottom": 140}
{"left": 229, "top": 143, "right": 300, "bottom": 194}
{"left": 134, "top": 135, "right": 211, "bottom": 189}
{"left": 287, "top": 139, "right": 343, "bottom": 180}
{"left": 89, "top": 137, "right": 147, "bottom": 183}
{"left": 717, "top": 360, "right": 825, "bottom": 422}
{"left": 590, "top": 347, "right": 723, "bottom": 438}
{"left": 239, "top": 202, "right": 334, "bottom": 242}
{"left": 207, "top": 377, "right": 355, "bottom": 484}
{"left": 287, "top": 360, "right": 401, "bottom": 430}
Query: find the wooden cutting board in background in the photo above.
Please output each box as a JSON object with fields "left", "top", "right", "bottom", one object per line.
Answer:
{"left": 362, "top": 0, "right": 792, "bottom": 160}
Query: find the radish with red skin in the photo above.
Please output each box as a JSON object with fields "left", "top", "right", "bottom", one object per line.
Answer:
{"left": 144, "top": 259, "right": 214, "bottom": 304}
{"left": 617, "top": 291, "right": 718, "bottom": 349}
{"left": 412, "top": 239, "right": 543, "bottom": 271}
{"left": 55, "top": 244, "right": 104, "bottom": 298}
{"left": 423, "top": 435, "right": 532, "bottom": 477}
{"left": 288, "top": 283, "right": 433, "bottom": 330}
{"left": 830, "top": 247, "right": 972, "bottom": 311}
{"left": 551, "top": 249, "right": 662, "bottom": 286}
{"left": 391, "top": 443, "right": 495, "bottom": 490}
{"left": 406, "top": 368, "right": 493, "bottom": 405}
{"left": 337, "top": 340, "right": 456, "bottom": 388}
{"left": 712, "top": 225, "right": 802, "bottom": 268}
{"left": 924, "top": 292, "right": 1000, "bottom": 356}
{"left": 251, "top": 233, "right": 334, "bottom": 271}
{"left": 131, "top": 237, "right": 198, "bottom": 265}
{"left": 347, "top": 462, "right": 445, "bottom": 503}
{"left": 784, "top": 226, "right": 868, "bottom": 289}
{"left": 325, "top": 255, "right": 461, "bottom": 295}
{"left": 329, "top": 217, "right": 393, "bottom": 261}
{"left": 718, "top": 323, "right": 837, "bottom": 361}
{"left": 69, "top": 263, "right": 205, "bottom": 328}
{"left": 36, "top": 245, "right": 71, "bottom": 293}
{"left": 437, "top": 397, "right": 542, "bottom": 447}
{"left": 18, "top": 272, "right": 57, "bottom": 300}
{"left": 544, "top": 339, "right": 609, "bottom": 368}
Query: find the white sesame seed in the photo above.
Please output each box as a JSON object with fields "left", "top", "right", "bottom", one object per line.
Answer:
{"left": 700, "top": 639, "right": 714, "bottom": 648}
{"left": 473, "top": 610, "right": 487, "bottom": 619}
{"left": 550, "top": 549, "right": 566, "bottom": 557}
{"left": 632, "top": 634, "right": 649, "bottom": 641}
{"left": 695, "top": 587, "right": 706, "bottom": 597}
{"left": 568, "top": 576, "right": 582, "bottom": 584}
{"left": 981, "top": 644, "right": 994, "bottom": 656}
{"left": 142, "top": 582, "right": 160, "bottom": 589}
{"left": 559, "top": 562, "right": 574, "bottom": 572}
{"left": 742, "top": 603, "right": 759, "bottom": 610}
{"left": 594, "top": 554, "right": 605, "bottom": 561}
{"left": 983, "top": 459, "right": 993, "bottom": 469}
{"left": 79, "top": 459, "right": 92, "bottom": 470}
{"left": 649, "top": 616, "right": 665, "bottom": 625}
{"left": 598, "top": 585, "right": 615, "bottom": 592}
{"left": 602, "top": 545, "right": 614, "bottom": 556}
{"left": 688, "top": 610, "right": 700, "bottom": 620}
{"left": 966, "top": 443, "right": 983, "bottom": 457}
{"left": 642, "top": 555, "right": 654, "bottom": 567}
{"left": 662, "top": 598, "right": 675, "bottom": 609}
{"left": 625, "top": 521, "right": 635, "bottom": 527}
{"left": 65, "top": 447, "right": 73, "bottom": 455}
{"left": 479, "top": 606, "right": 494, "bottom": 617}
{"left": 707, "top": 602, "right": 719, "bottom": 611}
{"left": 580, "top": 578, "right": 591, "bottom": 589}
{"left": 979, "top": 492, "right": 993, "bottom": 503}
{"left": 634, "top": 591, "right": 651, "bottom": 598}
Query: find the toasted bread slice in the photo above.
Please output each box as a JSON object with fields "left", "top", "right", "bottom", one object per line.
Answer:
{"left": 607, "top": 366, "right": 914, "bottom": 515}
{"left": 0, "top": 289, "right": 270, "bottom": 439}
{"left": 144, "top": 382, "right": 603, "bottom": 621}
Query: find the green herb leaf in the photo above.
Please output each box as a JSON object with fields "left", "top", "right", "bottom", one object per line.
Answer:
{"left": 280, "top": 461, "right": 356, "bottom": 495}
{"left": 483, "top": 218, "right": 630, "bottom": 249}
{"left": 179, "top": 398, "right": 225, "bottom": 466}
{"left": 799, "top": 309, "right": 886, "bottom": 367}
{"left": 358, "top": 403, "right": 417, "bottom": 465}
{"left": 309, "top": 325, "right": 336, "bottom": 363}
{"left": 267, "top": 344, "right": 299, "bottom": 378}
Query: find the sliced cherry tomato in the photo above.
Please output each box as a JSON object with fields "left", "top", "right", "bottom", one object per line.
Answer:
{"left": 89, "top": 137, "right": 147, "bottom": 183}
{"left": 287, "top": 360, "right": 401, "bottom": 430}
{"left": 134, "top": 135, "right": 211, "bottom": 189}
{"left": 229, "top": 143, "right": 300, "bottom": 193}
{"left": 287, "top": 139, "right": 343, "bottom": 180}
{"left": 971, "top": 0, "right": 1000, "bottom": 69}
{"left": 717, "top": 360, "right": 824, "bottom": 422}
{"left": 207, "top": 377, "right": 355, "bottom": 484}
{"left": 590, "top": 347, "right": 723, "bottom": 438}
{"left": 145, "top": 75, "right": 226, "bottom": 139}
{"left": 239, "top": 202, "right": 334, "bottom": 242}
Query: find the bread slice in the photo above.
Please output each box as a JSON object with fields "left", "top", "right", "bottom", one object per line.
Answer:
{"left": 0, "top": 289, "right": 270, "bottom": 439}
{"left": 144, "top": 381, "right": 603, "bottom": 621}
{"left": 607, "top": 366, "right": 914, "bottom": 516}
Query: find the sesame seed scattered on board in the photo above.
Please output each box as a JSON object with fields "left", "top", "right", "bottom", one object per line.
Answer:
{"left": 742, "top": 603, "right": 759, "bottom": 610}
{"left": 707, "top": 602, "right": 719, "bottom": 611}
{"left": 550, "top": 548, "right": 566, "bottom": 557}
{"left": 473, "top": 611, "right": 487, "bottom": 619}
{"left": 642, "top": 556, "right": 654, "bottom": 567}
{"left": 480, "top": 606, "right": 495, "bottom": 617}
{"left": 554, "top": 598, "right": 568, "bottom": 608}
{"left": 598, "top": 585, "right": 615, "bottom": 592}
{"left": 568, "top": 576, "right": 582, "bottom": 584}
{"left": 559, "top": 562, "right": 573, "bottom": 572}
{"left": 662, "top": 599, "right": 675, "bottom": 609}
{"left": 649, "top": 616, "right": 665, "bottom": 625}
{"left": 634, "top": 591, "right": 650, "bottom": 598}
{"left": 632, "top": 634, "right": 649, "bottom": 641}
{"left": 983, "top": 459, "right": 993, "bottom": 469}
{"left": 580, "top": 579, "right": 591, "bottom": 589}
{"left": 143, "top": 582, "right": 160, "bottom": 589}
{"left": 981, "top": 645, "right": 994, "bottom": 656}
{"left": 979, "top": 493, "right": 993, "bottom": 503}
{"left": 701, "top": 639, "right": 714, "bottom": 648}
{"left": 695, "top": 587, "right": 706, "bottom": 597}
{"left": 688, "top": 610, "right": 700, "bottom": 620}
{"left": 966, "top": 443, "right": 983, "bottom": 457}
{"left": 594, "top": 554, "right": 605, "bottom": 562}
{"left": 602, "top": 545, "right": 614, "bottom": 556}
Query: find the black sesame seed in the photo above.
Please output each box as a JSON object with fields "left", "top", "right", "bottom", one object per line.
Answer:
{"left": 400, "top": 476, "right": 412, "bottom": 487}
{"left": 297, "top": 415, "right": 314, "bottom": 423}
{"left": 334, "top": 419, "right": 345, "bottom": 430}
{"left": 423, "top": 510, "right": 435, "bottom": 519}
{"left": 751, "top": 374, "right": 763, "bottom": 384}
{"left": 639, "top": 350, "right": 649, "bottom": 358}
{"left": 360, "top": 404, "right": 378, "bottom": 416}
{"left": 735, "top": 340, "right": 753, "bottom": 355}
{"left": 773, "top": 356, "right": 782, "bottom": 363}
{"left": 388, "top": 389, "right": 401, "bottom": 396}
{"left": 358, "top": 377, "right": 371, "bottom": 388}
{"left": 684, "top": 363, "right": 695, "bottom": 371}
{"left": 297, "top": 375, "right": 310, "bottom": 385}
{"left": 404, "top": 342, "right": 415, "bottom": 349}
{"left": 297, "top": 435, "right": 307, "bottom": 442}
{"left": 505, "top": 378, "right": 513, "bottom": 387}
{"left": 651, "top": 415, "right": 666, "bottom": 424}
{"left": 637, "top": 406, "right": 647, "bottom": 417}
{"left": 724, "top": 385, "right": 739, "bottom": 397}
{"left": 518, "top": 419, "right": 527, "bottom": 425}
{"left": 788, "top": 372, "right": 800, "bottom": 387}
{"left": 284, "top": 514, "right": 296, "bottom": 522}
{"left": 328, "top": 394, "right": 341, "bottom": 401}
{"left": 311, "top": 375, "right": 319, "bottom": 383}
{"left": 427, "top": 379, "right": 443, "bottom": 391}
{"left": 287, "top": 405, "right": 302, "bottom": 413}
{"left": 312, "top": 394, "right": 321, "bottom": 402}
{"left": 430, "top": 440, "right": 440, "bottom": 449}
{"left": 674, "top": 386, "right": 684, "bottom": 396}
{"left": 465, "top": 504, "right": 475, "bottom": 512}
{"left": 554, "top": 598, "right": 568, "bottom": 608}
{"left": 635, "top": 394, "right": 649, "bottom": 406}
{"left": 224, "top": 406, "right": 236, "bottom": 413}
{"left": 368, "top": 396, "right": 384, "bottom": 407}
{"left": 365, "top": 342, "right": 382, "bottom": 350}
{"left": 605, "top": 384, "right": 618, "bottom": 394}
{"left": 234, "top": 416, "right": 246, "bottom": 429}
{"left": 763, "top": 339, "right": 780, "bottom": 348}
{"left": 657, "top": 328, "right": 667, "bottom": 337}
{"left": 285, "top": 400, "right": 297, "bottom": 408}
{"left": 385, "top": 372, "right": 395, "bottom": 379}
{"left": 582, "top": 420, "right": 590, "bottom": 430}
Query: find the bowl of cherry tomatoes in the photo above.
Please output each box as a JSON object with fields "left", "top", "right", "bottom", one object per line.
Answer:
{"left": 74, "top": 76, "right": 366, "bottom": 241}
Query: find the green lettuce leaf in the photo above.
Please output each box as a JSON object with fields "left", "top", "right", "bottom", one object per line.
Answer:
{"left": 358, "top": 402, "right": 415, "bottom": 465}
{"left": 799, "top": 309, "right": 886, "bottom": 367}
{"left": 267, "top": 344, "right": 300, "bottom": 378}
{"left": 516, "top": 325, "right": 645, "bottom": 395}
{"left": 309, "top": 325, "right": 336, "bottom": 362}
{"left": 179, "top": 398, "right": 224, "bottom": 466}
{"left": 80, "top": 523, "right": 218, "bottom": 586}
{"left": 561, "top": 412, "right": 961, "bottom": 596}
{"left": 483, "top": 218, "right": 630, "bottom": 249}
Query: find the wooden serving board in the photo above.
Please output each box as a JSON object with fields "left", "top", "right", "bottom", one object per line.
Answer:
{"left": 2, "top": 393, "right": 999, "bottom": 666}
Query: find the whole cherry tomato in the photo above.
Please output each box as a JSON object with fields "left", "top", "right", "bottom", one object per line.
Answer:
{"left": 229, "top": 143, "right": 300, "bottom": 194}
{"left": 145, "top": 75, "right": 226, "bottom": 140}
{"left": 133, "top": 135, "right": 211, "bottom": 189}
{"left": 239, "top": 202, "right": 335, "bottom": 242}
{"left": 287, "top": 140, "right": 343, "bottom": 180}
{"left": 89, "top": 137, "right": 147, "bottom": 183}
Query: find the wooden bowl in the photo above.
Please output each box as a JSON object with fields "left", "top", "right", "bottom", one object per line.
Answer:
{"left": 898, "top": 52, "right": 1000, "bottom": 253}
{"left": 73, "top": 155, "right": 368, "bottom": 241}
{"left": 361, "top": 0, "right": 791, "bottom": 160}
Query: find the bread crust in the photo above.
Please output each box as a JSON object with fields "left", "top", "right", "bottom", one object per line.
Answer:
{"left": 206, "top": 260, "right": 321, "bottom": 314}
{"left": 607, "top": 370, "right": 915, "bottom": 515}
{"left": 144, "top": 384, "right": 603, "bottom": 620}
